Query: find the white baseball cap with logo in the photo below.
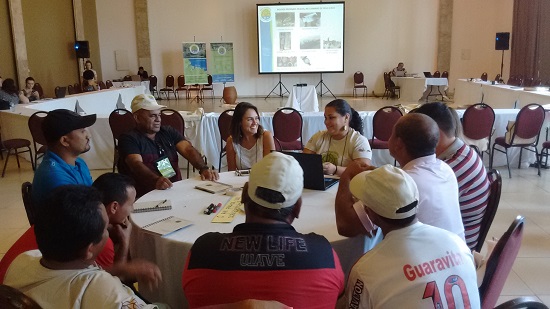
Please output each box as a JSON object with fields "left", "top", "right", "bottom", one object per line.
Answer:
{"left": 131, "top": 94, "right": 166, "bottom": 113}
{"left": 247, "top": 152, "right": 304, "bottom": 210}
{"left": 350, "top": 164, "right": 419, "bottom": 220}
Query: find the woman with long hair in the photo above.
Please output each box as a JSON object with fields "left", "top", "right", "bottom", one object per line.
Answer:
{"left": 0, "top": 78, "right": 20, "bottom": 109}
{"left": 226, "top": 102, "right": 275, "bottom": 171}
{"left": 304, "top": 99, "right": 372, "bottom": 176}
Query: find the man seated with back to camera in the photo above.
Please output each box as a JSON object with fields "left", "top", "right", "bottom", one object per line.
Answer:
{"left": 4, "top": 185, "right": 163, "bottom": 308}
{"left": 183, "top": 152, "right": 344, "bottom": 308}
{"left": 92, "top": 172, "right": 161, "bottom": 288}
{"left": 118, "top": 94, "right": 218, "bottom": 197}
{"left": 414, "top": 102, "right": 490, "bottom": 250}
{"left": 335, "top": 113, "right": 465, "bottom": 243}
{"left": 342, "top": 165, "right": 480, "bottom": 308}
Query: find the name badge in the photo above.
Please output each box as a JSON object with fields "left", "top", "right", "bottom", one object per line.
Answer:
{"left": 156, "top": 156, "right": 176, "bottom": 178}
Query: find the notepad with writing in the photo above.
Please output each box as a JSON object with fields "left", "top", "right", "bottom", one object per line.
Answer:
{"left": 142, "top": 216, "right": 193, "bottom": 236}
{"left": 133, "top": 199, "right": 172, "bottom": 213}
{"left": 195, "top": 181, "right": 232, "bottom": 194}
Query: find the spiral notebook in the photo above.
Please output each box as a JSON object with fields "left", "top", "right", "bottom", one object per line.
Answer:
{"left": 133, "top": 199, "right": 172, "bottom": 213}
{"left": 142, "top": 216, "right": 193, "bottom": 236}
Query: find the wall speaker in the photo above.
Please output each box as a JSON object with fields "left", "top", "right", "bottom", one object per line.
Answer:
{"left": 75, "top": 41, "right": 90, "bottom": 58}
{"left": 495, "top": 32, "right": 510, "bottom": 51}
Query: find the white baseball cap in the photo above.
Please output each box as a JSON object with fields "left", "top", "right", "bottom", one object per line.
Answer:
{"left": 131, "top": 94, "right": 166, "bottom": 113}
{"left": 350, "top": 164, "right": 419, "bottom": 220}
{"left": 247, "top": 152, "right": 303, "bottom": 209}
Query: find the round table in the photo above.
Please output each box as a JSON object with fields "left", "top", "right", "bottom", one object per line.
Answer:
{"left": 130, "top": 172, "right": 366, "bottom": 308}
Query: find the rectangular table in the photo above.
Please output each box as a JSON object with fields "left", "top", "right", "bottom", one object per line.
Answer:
{"left": 392, "top": 77, "right": 448, "bottom": 102}
{"left": 285, "top": 85, "right": 319, "bottom": 112}
{"left": 112, "top": 81, "right": 150, "bottom": 94}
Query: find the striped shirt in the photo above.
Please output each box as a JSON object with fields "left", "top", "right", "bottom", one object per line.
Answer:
{"left": 439, "top": 138, "right": 490, "bottom": 250}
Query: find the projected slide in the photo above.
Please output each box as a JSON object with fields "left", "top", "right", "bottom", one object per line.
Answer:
{"left": 257, "top": 2, "right": 344, "bottom": 74}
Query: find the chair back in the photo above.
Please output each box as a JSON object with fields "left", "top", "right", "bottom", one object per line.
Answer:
{"left": 165, "top": 75, "right": 175, "bottom": 88}
{"left": 372, "top": 106, "right": 403, "bottom": 142}
{"left": 354, "top": 72, "right": 364, "bottom": 84}
{"left": 475, "top": 169, "right": 502, "bottom": 253}
{"left": 462, "top": 103, "right": 495, "bottom": 140}
{"left": 73, "top": 83, "right": 81, "bottom": 93}
{"left": 67, "top": 84, "right": 75, "bottom": 95}
{"left": 28, "top": 111, "right": 48, "bottom": 164}
{"left": 273, "top": 108, "right": 303, "bottom": 151}
{"left": 441, "top": 71, "right": 449, "bottom": 79}
{"left": 0, "top": 284, "right": 42, "bottom": 308}
{"left": 494, "top": 74, "right": 501, "bottom": 82}
{"left": 0, "top": 227, "right": 38, "bottom": 285}
{"left": 523, "top": 77, "right": 534, "bottom": 87}
{"left": 218, "top": 109, "right": 234, "bottom": 144}
{"left": 481, "top": 72, "right": 488, "bottom": 81}
{"left": 21, "top": 182, "right": 35, "bottom": 226}
{"left": 32, "top": 83, "right": 44, "bottom": 98}
{"left": 98, "top": 80, "right": 106, "bottom": 90}
{"left": 109, "top": 109, "right": 136, "bottom": 143}
{"left": 160, "top": 109, "right": 184, "bottom": 135}
{"left": 177, "top": 75, "right": 186, "bottom": 88}
{"left": 479, "top": 216, "right": 525, "bottom": 309}
{"left": 205, "top": 74, "right": 213, "bottom": 87}
{"left": 148, "top": 75, "right": 158, "bottom": 91}
{"left": 106, "top": 80, "right": 113, "bottom": 89}
{"left": 123, "top": 75, "right": 132, "bottom": 81}
{"left": 433, "top": 70, "right": 441, "bottom": 78}
{"left": 510, "top": 104, "right": 545, "bottom": 144}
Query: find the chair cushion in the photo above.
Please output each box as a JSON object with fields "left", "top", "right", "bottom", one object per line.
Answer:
{"left": 3, "top": 139, "right": 31, "bottom": 149}
{"left": 543, "top": 141, "right": 550, "bottom": 149}
{"left": 494, "top": 136, "right": 510, "bottom": 148}
{"left": 369, "top": 138, "right": 388, "bottom": 149}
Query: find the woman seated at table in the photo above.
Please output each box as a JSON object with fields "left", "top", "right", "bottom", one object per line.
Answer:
{"left": 82, "top": 70, "right": 98, "bottom": 92}
{"left": 0, "top": 78, "right": 21, "bottom": 110}
{"left": 226, "top": 102, "right": 275, "bottom": 171}
{"left": 304, "top": 99, "right": 372, "bottom": 176}
{"left": 84, "top": 60, "right": 97, "bottom": 81}
{"left": 19, "top": 77, "right": 40, "bottom": 102}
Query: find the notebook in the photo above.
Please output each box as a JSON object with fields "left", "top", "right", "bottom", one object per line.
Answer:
{"left": 142, "top": 216, "right": 193, "bottom": 236}
{"left": 133, "top": 199, "right": 172, "bottom": 213}
{"left": 281, "top": 151, "right": 339, "bottom": 191}
{"left": 195, "top": 181, "right": 232, "bottom": 194}
{"left": 423, "top": 72, "right": 433, "bottom": 78}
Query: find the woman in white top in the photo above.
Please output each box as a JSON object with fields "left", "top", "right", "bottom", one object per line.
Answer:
{"left": 304, "top": 99, "right": 372, "bottom": 176}
{"left": 84, "top": 60, "right": 98, "bottom": 81}
{"left": 226, "top": 102, "right": 276, "bottom": 171}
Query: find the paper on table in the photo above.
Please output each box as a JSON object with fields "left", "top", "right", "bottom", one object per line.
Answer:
{"left": 133, "top": 199, "right": 172, "bottom": 213}
{"left": 211, "top": 196, "right": 243, "bottom": 223}
{"left": 142, "top": 216, "right": 193, "bottom": 236}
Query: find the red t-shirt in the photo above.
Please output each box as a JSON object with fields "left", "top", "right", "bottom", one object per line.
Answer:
{"left": 95, "top": 237, "right": 115, "bottom": 269}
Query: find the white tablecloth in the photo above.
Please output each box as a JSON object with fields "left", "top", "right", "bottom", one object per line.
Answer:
{"left": 285, "top": 85, "right": 319, "bottom": 112}
{"left": 454, "top": 79, "right": 486, "bottom": 106}
{"left": 130, "top": 172, "right": 366, "bottom": 308}
{"left": 392, "top": 77, "right": 448, "bottom": 102}
{"left": 111, "top": 81, "right": 151, "bottom": 95}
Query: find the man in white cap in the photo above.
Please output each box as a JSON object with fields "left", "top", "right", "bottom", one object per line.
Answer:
{"left": 118, "top": 94, "right": 218, "bottom": 197}
{"left": 183, "top": 152, "right": 344, "bottom": 308}
{"left": 343, "top": 165, "right": 480, "bottom": 309}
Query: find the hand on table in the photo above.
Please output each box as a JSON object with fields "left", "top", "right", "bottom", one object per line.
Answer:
{"left": 200, "top": 168, "right": 219, "bottom": 181}
{"left": 155, "top": 177, "right": 173, "bottom": 190}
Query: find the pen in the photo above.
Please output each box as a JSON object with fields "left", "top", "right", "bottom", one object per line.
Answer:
{"left": 155, "top": 199, "right": 167, "bottom": 208}
{"left": 204, "top": 203, "right": 216, "bottom": 214}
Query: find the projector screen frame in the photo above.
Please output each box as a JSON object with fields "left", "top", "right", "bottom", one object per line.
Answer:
{"left": 256, "top": 1, "right": 345, "bottom": 75}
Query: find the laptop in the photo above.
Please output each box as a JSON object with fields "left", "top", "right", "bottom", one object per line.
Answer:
{"left": 423, "top": 72, "right": 433, "bottom": 78}
{"left": 282, "top": 151, "right": 339, "bottom": 191}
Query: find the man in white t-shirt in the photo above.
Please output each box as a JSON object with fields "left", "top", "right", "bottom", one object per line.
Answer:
{"left": 4, "top": 185, "right": 162, "bottom": 309}
{"left": 343, "top": 165, "right": 480, "bottom": 309}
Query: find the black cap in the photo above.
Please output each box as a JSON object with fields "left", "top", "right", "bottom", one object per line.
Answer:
{"left": 42, "top": 109, "right": 97, "bottom": 143}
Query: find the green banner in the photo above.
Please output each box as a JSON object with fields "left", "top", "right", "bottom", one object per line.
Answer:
{"left": 210, "top": 42, "right": 235, "bottom": 83}
{"left": 182, "top": 42, "right": 208, "bottom": 84}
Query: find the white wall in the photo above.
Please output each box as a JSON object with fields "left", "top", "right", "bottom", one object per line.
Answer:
{"left": 95, "top": 0, "right": 139, "bottom": 81}
{"left": 449, "top": 0, "right": 513, "bottom": 92}
{"left": 94, "top": 0, "right": 514, "bottom": 97}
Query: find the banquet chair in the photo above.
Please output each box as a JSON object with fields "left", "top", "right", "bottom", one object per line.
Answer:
{"left": 159, "top": 75, "right": 176, "bottom": 100}
{"left": 432, "top": 70, "right": 441, "bottom": 78}
{"left": 441, "top": 71, "right": 449, "bottom": 79}
{"left": 353, "top": 71, "right": 367, "bottom": 97}
{"left": 160, "top": 108, "right": 205, "bottom": 178}
{"left": 382, "top": 72, "right": 400, "bottom": 99}
{"left": 175, "top": 75, "right": 189, "bottom": 99}
{"left": 0, "top": 284, "right": 42, "bottom": 309}
{"left": 109, "top": 109, "right": 136, "bottom": 172}
{"left": 21, "top": 182, "right": 35, "bottom": 226}
{"left": 272, "top": 107, "right": 303, "bottom": 151}
{"left": 479, "top": 216, "right": 524, "bottom": 309}
{"left": 73, "top": 83, "right": 82, "bottom": 94}
{"left": 106, "top": 80, "right": 113, "bottom": 89}
{"left": 540, "top": 140, "right": 550, "bottom": 168}
{"left": 0, "top": 227, "right": 37, "bottom": 284}
{"left": 481, "top": 72, "right": 488, "bottom": 81}
{"left": 98, "top": 80, "right": 106, "bottom": 90}
{"left": 148, "top": 75, "right": 158, "bottom": 98}
{"left": 494, "top": 296, "right": 549, "bottom": 309}
{"left": 67, "top": 84, "right": 76, "bottom": 95}
{"left": 28, "top": 111, "right": 48, "bottom": 168}
{"left": 123, "top": 75, "right": 132, "bottom": 81}
{"left": 370, "top": 106, "right": 402, "bottom": 164}
{"left": 0, "top": 130, "right": 33, "bottom": 177}
{"left": 494, "top": 74, "right": 501, "bottom": 83}
{"left": 490, "top": 103, "right": 545, "bottom": 178}
{"left": 462, "top": 103, "right": 495, "bottom": 160}
{"left": 201, "top": 75, "right": 214, "bottom": 99}
{"left": 523, "top": 77, "right": 534, "bottom": 87}
{"left": 474, "top": 169, "right": 502, "bottom": 253}
{"left": 218, "top": 109, "right": 234, "bottom": 171}
{"left": 32, "top": 83, "right": 44, "bottom": 98}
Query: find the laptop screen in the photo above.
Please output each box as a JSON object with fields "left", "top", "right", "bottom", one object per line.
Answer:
{"left": 423, "top": 72, "right": 433, "bottom": 78}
